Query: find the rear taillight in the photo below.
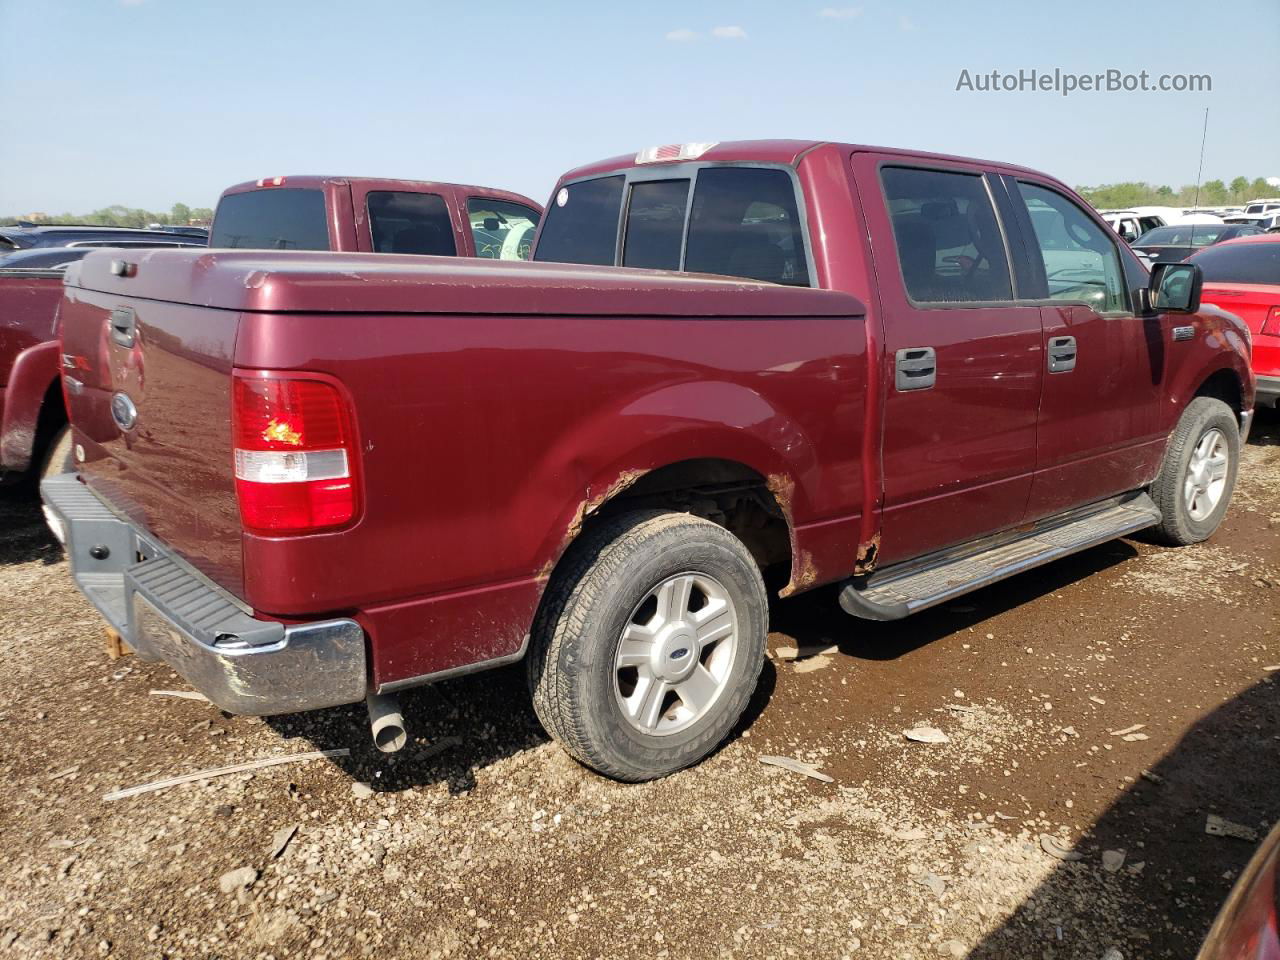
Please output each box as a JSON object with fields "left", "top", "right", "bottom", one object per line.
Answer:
{"left": 1262, "top": 306, "right": 1280, "bottom": 336}
{"left": 232, "top": 373, "right": 359, "bottom": 534}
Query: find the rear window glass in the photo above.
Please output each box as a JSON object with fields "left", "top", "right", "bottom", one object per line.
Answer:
{"left": 467, "top": 198, "right": 540, "bottom": 260}
{"left": 211, "top": 188, "right": 329, "bottom": 250}
{"left": 1192, "top": 242, "right": 1280, "bottom": 284}
{"left": 882, "top": 166, "right": 1013, "bottom": 303}
{"left": 623, "top": 179, "right": 689, "bottom": 270}
{"left": 534, "top": 175, "right": 624, "bottom": 266}
{"left": 684, "top": 168, "right": 809, "bottom": 286}
{"left": 368, "top": 191, "right": 456, "bottom": 256}
{"left": 1136, "top": 225, "right": 1229, "bottom": 246}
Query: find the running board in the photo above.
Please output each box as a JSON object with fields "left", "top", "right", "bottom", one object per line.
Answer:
{"left": 838, "top": 494, "right": 1161, "bottom": 621}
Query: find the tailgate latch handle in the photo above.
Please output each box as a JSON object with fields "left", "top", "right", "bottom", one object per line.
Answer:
{"left": 109, "top": 307, "right": 137, "bottom": 348}
{"left": 895, "top": 346, "right": 937, "bottom": 391}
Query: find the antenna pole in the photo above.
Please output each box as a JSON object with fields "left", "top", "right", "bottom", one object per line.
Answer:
{"left": 1189, "top": 107, "right": 1209, "bottom": 248}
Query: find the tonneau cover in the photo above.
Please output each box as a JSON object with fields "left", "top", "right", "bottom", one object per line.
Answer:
{"left": 66, "top": 249, "right": 864, "bottom": 317}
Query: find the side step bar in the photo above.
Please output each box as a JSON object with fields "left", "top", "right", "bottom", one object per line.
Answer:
{"left": 839, "top": 494, "right": 1161, "bottom": 621}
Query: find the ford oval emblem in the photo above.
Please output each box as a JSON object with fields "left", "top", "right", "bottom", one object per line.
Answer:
{"left": 669, "top": 647, "right": 690, "bottom": 660}
{"left": 110, "top": 392, "right": 138, "bottom": 431}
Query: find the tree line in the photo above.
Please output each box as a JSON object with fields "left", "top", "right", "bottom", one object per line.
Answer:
{"left": 1075, "top": 176, "right": 1275, "bottom": 210}
{"left": 2, "top": 203, "right": 214, "bottom": 228}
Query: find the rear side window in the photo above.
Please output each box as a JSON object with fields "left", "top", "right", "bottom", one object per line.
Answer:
{"left": 623, "top": 179, "right": 689, "bottom": 270}
{"left": 368, "top": 191, "right": 456, "bottom": 256}
{"left": 211, "top": 188, "right": 329, "bottom": 250}
{"left": 881, "top": 167, "right": 1013, "bottom": 303}
{"left": 684, "top": 168, "right": 809, "bottom": 286}
{"left": 467, "top": 199, "right": 540, "bottom": 260}
{"left": 1192, "top": 242, "right": 1280, "bottom": 284}
{"left": 534, "top": 175, "right": 625, "bottom": 266}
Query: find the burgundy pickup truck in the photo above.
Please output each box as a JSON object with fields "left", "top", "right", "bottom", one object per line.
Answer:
{"left": 1, "top": 178, "right": 541, "bottom": 488}
{"left": 44, "top": 140, "right": 1254, "bottom": 782}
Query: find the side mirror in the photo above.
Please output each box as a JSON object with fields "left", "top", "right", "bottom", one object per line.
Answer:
{"left": 1120, "top": 230, "right": 1137, "bottom": 243}
{"left": 1149, "top": 261, "right": 1202, "bottom": 314}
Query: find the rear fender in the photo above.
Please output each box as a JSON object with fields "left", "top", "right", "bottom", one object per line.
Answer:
{"left": 0, "top": 339, "right": 60, "bottom": 472}
{"left": 532, "top": 379, "right": 821, "bottom": 588}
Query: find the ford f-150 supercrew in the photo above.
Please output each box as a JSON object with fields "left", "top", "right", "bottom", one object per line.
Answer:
{"left": 44, "top": 140, "right": 1254, "bottom": 782}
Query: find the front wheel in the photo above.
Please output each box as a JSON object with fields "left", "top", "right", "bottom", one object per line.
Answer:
{"left": 1149, "top": 397, "right": 1239, "bottom": 546}
{"left": 528, "top": 510, "right": 768, "bottom": 782}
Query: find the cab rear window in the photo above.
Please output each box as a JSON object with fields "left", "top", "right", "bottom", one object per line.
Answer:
{"left": 534, "top": 176, "right": 624, "bottom": 266}
{"left": 535, "top": 166, "right": 810, "bottom": 285}
{"left": 210, "top": 188, "right": 329, "bottom": 250}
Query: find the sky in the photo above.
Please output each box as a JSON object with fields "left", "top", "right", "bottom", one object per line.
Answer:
{"left": 2, "top": 0, "right": 1278, "bottom": 215}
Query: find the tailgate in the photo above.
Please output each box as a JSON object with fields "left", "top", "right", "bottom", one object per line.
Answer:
{"left": 60, "top": 277, "right": 244, "bottom": 597}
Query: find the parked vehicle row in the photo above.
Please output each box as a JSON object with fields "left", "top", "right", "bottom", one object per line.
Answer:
{"left": 42, "top": 139, "right": 1254, "bottom": 787}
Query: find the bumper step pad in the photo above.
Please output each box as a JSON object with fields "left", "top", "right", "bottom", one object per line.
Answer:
{"left": 840, "top": 494, "right": 1161, "bottom": 621}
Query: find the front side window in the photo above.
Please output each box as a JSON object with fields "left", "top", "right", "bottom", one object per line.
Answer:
{"left": 1018, "top": 182, "right": 1128, "bottom": 313}
{"left": 684, "top": 167, "right": 809, "bottom": 285}
{"left": 623, "top": 179, "right": 689, "bottom": 270}
{"left": 368, "top": 191, "right": 455, "bottom": 256}
{"left": 467, "top": 199, "right": 540, "bottom": 260}
{"left": 881, "top": 167, "right": 1013, "bottom": 303}
{"left": 534, "top": 175, "right": 625, "bottom": 266}
{"left": 211, "top": 188, "right": 329, "bottom": 250}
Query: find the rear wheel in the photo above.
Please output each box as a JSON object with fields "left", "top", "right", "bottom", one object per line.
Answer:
{"left": 1149, "top": 397, "right": 1239, "bottom": 545}
{"left": 528, "top": 510, "right": 768, "bottom": 781}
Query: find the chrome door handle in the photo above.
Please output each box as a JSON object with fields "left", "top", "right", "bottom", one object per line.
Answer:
{"left": 1047, "top": 335, "right": 1076, "bottom": 373}
{"left": 895, "top": 347, "right": 936, "bottom": 391}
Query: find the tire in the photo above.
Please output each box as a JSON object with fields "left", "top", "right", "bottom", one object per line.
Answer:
{"left": 39, "top": 424, "right": 75, "bottom": 482}
{"left": 528, "top": 510, "right": 768, "bottom": 782}
{"left": 1149, "top": 397, "right": 1239, "bottom": 546}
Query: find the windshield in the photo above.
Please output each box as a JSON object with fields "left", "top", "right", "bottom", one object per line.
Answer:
{"left": 1136, "top": 225, "right": 1228, "bottom": 246}
{"left": 1192, "top": 241, "right": 1280, "bottom": 285}
{"left": 210, "top": 188, "right": 330, "bottom": 250}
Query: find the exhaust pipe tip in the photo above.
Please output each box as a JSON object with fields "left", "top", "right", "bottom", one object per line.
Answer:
{"left": 366, "top": 691, "right": 407, "bottom": 753}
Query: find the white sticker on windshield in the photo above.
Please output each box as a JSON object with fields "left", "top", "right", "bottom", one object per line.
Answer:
{"left": 556, "top": 187, "right": 568, "bottom": 207}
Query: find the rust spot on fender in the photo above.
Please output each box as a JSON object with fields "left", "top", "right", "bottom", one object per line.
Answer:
{"left": 765, "top": 473, "right": 795, "bottom": 519}
{"left": 562, "top": 469, "right": 649, "bottom": 547}
{"left": 778, "top": 549, "right": 817, "bottom": 598}
{"left": 854, "top": 533, "right": 880, "bottom": 576}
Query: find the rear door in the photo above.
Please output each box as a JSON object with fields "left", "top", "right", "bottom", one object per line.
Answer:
{"left": 1003, "top": 176, "right": 1165, "bottom": 519}
{"left": 852, "top": 154, "right": 1043, "bottom": 565}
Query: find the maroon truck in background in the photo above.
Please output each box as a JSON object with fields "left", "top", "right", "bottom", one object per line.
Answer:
{"left": 43, "top": 140, "right": 1254, "bottom": 783}
{"left": 0, "top": 177, "right": 542, "bottom": 487}
{"left": 211, "top": 175, "right": 542, "bottom": 260}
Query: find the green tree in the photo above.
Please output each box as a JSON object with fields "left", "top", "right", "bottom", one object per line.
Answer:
{"left": 1156, "top": 185, "right": 1174, "bottom": 198}
{"left": 1229, "top": 177, "right": 1250, "bottom": 201}
{"left": 1200, "top": 180, "right": 1228, "bottom": 205}
{"left": 1251, "top": 178, "right": 1273, "bottom": 199}
{"left": 170, "top": 202, "right": 191, "bottom": 226}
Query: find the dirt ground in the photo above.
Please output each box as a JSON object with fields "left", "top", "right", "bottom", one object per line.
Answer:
{"left": 1, "top": 412, "right": 1277, "bottom": 960}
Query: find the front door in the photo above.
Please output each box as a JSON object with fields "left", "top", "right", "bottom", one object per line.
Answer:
{"left": 852, "top": 155, "right": 1044, "bottom": 566}
{"left": 1003, "top": 177, "right": 1164, "bottom": 519}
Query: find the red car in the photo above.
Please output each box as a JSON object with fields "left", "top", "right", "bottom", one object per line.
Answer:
{"left": 1192, "top": 234, "right": 1280, "bottom": 409}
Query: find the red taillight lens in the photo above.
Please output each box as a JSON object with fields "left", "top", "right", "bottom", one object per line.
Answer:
{"left": 1262, "top": 306, "right": 1280, "bottom": 336}
{"left": 232, "top": 374, "right": 358, "bottom": 534}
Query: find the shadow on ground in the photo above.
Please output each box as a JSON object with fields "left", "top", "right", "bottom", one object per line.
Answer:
{"left": 0, "top": 483, "right": 61, "bottom": 566}
{"left": 967, "top": 677, "right": 1280, "bottom": 959}
{"left": 769, "top": 537, "right": 1140, "bottom": 662}
{"left": 1247, "top": 404, "right": 1279, "bottom": 447}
